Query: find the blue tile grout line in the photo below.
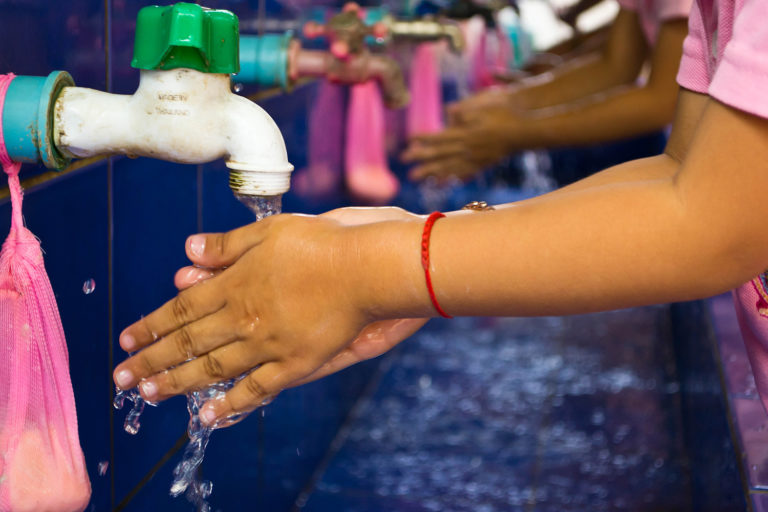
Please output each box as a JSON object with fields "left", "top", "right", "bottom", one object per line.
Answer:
{"left": 105, "top": 0, "right": 115, "bottom": 506}
{"left": 291, "top": 349, "right": 402, "bottom": 511}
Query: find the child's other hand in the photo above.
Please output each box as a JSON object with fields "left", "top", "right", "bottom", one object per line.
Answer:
{"left": 446, "top": 88, "right": 513, "bottom": 125}
{"left": 115, "top": 207, "right": 427, "bottom": 426}
{"left": 402, "top": 113, "right": 517, "bottom": 183}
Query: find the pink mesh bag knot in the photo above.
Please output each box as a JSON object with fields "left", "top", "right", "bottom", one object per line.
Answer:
{"left": 0, "top": 73, "right": 90, "bottom": 512}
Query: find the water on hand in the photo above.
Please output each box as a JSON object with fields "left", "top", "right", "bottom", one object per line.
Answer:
{"left": 170, "top": 194, "right": 282, "bottom": 511}
{"left": 114, "top": 352, "right": 158, "bottom": 435}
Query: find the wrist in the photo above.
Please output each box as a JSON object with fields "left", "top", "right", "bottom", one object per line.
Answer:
{"left": 346, "top": 217, "right": 435, "bottom": 321}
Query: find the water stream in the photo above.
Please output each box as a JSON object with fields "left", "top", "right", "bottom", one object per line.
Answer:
{"left": 116, "top": 194, "right": 283, "bottom": 511}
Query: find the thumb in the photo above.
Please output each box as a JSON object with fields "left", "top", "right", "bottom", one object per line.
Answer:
{"left": 185, "top": 220, "right": 271, "bottom": 267}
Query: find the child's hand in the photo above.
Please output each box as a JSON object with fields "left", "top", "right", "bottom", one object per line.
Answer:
{"left": 446, "top": 88, "right": 513, "bottom": 125}
{"left": 402, "top": 113, "right": 518, "bottom": 182}
{"left": 114, "top": 207, "right": 428, "bottom": 426}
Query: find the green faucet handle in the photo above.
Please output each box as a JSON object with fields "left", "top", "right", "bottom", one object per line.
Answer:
{"left": 132, "top": 2, "right": 239, "bottom": 74}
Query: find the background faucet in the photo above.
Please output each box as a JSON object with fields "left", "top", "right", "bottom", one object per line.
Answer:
{"left": 293, "top": 2, "right": 410, "bottom": 110}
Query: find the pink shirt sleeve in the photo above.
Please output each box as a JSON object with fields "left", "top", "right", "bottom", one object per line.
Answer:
{"left": 617, "top": 0, "right": 692, "bottom": 19}
{"left": 710, "top": 0, "right": 768, "bottom": 119}
{"left": 657, "top": 0, "right": 693, "bottom": 20}
{"left": 676, "top": 1, "right": 709, "bottom": 94}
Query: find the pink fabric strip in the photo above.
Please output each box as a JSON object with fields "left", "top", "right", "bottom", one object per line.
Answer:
{"left": 0, "top": 73, "right": 25, "bottom": 233}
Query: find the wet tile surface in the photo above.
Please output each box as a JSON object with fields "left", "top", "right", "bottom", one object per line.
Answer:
{"left": 303, "top": 309, "right": 694, "bottom": 512}
{"left": 734, "top": 398, "right": 768, "bottom": 490}
{"left": 711, "top": 295, "right": 759, "bottom": 399}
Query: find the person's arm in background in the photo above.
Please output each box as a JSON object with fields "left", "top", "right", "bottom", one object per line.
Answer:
{"left": 450, "top": 8, "right": 647, "bottom": 115}
{"left": 404, "top": 17, "right": 687, "bottom": 181}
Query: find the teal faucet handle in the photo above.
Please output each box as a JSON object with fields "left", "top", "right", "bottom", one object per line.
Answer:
{"left": 132, "top": 3, "right": 240, "bottom": 74}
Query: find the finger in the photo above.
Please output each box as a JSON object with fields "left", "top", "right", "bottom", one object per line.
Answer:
{"left": 135, "top": 342, "right": 267, "bottom": 402}
{"left": 119, "top": 279, "right": 227, "bottom": 353}
{"left": 199, "top": 362, "right": 311, "bottom": 426}
{"left": 290, "top": 318, "right": 428, "bottom": 387}
{"left": 114, "top": 308, "right": 247, "bottom": 390}
{"left": 401, "top": 143, "right": 465, "bottom": 163}
{"left": 175, "top": 266, "right": 221, "bottom": 290}
{"left": 408, "top": 159, "right": 460, "bottom": 182}
{"left": 185, "top": 218, "right": 276, "bottom": 268}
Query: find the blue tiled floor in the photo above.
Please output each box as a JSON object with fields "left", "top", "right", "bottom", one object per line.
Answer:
{"left": 301, "top": 309, "right": 694, "bottom": 511}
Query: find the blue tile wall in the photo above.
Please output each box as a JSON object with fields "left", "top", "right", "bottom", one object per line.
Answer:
{"left": 0, "top": 1, "right": 381, "bottom": 510}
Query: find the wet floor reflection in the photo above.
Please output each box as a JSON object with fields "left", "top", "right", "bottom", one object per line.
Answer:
{"left": 302, "top": 307, "right": 691, "bottom": 511}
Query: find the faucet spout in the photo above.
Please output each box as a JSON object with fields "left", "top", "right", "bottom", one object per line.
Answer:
{"left": 54, "top": 68, "right": 293, "bottom": 196}
{"left": 385, "top": 17, "right": 465, "bottom": 53}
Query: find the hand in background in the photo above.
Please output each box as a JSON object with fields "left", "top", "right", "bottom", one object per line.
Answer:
{"left": 403, "top": 111, "right": 518, "bottom": 183}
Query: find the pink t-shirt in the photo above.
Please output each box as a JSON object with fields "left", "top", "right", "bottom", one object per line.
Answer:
{"left": 677, "top": 0, "right": 768, "bottom": 119}
{"left": 677, "top": 1, "right": 768, "bottom": 414}
{"left": 618, "top": 0, "right": 692, "bottom": 45}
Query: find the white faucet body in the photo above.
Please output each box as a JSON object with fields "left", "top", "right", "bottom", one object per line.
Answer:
{"left": 54, "top": 68, "right": 293, "bottom": 196}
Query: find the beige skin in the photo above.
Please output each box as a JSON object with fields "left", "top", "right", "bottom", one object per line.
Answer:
{"left": 402, "top": 9, "right": 688, "bottom": 182}
{"left": 111, "top": 87, "right": 768, "bottom": 427}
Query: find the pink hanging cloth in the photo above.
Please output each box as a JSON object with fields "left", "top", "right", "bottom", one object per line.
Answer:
{"left": 345, "top": 80, "right": 399, "bottom": 204}
{"left": 406, "top": 42, "right": 445, "bottom": 138}
{"left": 0, "top": 73, "right": 91, "bottom": 512}
{"left": 293, "top": 81, "right": 346, "bottom": 199}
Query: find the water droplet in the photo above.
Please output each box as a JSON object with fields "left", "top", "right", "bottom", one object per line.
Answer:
{"left": 418, "top": 374, "right": 432, "bottom": 390}
{"left": 97, "top": 461, "right": 109, "bottom": 476}
{"left": 296, "top": 448, "right": 301, "bottom": 456}
{"left": 233, "top": 83, "right": 243, "bottom": 93}
{"left": 82, "top": 278, "right": 96, "bottom": 295}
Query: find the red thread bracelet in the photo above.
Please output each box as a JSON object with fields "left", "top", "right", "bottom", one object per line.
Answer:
{"left": 421, "top": 212, "right": 453, "bottom": 319}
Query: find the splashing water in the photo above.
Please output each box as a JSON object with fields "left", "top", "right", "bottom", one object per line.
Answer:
{"left": 114, "top": 195, "right": 282, "bottom": 511}
{"left": 170, "top": 194, "right": 282, "bottom": 511}
{"left": 114, "top": 355, "right": 158, "bottom": 435}
{"left": 235, "top": 194, "right": 282, "bottom": 221}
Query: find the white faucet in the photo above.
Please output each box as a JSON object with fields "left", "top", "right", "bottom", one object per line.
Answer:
{"left": 54, "top": 68, "right": 294, "bottom": 197}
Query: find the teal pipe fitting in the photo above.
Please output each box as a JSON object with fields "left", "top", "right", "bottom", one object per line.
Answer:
{"left": 364, "top": 7, "right": 388, "bottom": 46}
{"left": 236, "top": 34, "right": 292, "bottom": 89}
{"left": 1, "top": 71, "right": 74, "bottom": 170}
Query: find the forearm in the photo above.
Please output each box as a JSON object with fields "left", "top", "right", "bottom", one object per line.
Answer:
{"left": 507, "top": 53, "right": 633, "bottom": 110}
{"left": 507, "top": 9, "right": 644, "bottom": 110}
{"left": 504, "top": 84, "right": 677, "bottom": 150}
{"left": 361, "top": 102, "right": 768, "bottom": 320}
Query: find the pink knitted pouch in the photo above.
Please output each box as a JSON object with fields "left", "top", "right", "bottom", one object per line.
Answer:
{"left": 0, "top": 74, "right": 90, "bottom": 512}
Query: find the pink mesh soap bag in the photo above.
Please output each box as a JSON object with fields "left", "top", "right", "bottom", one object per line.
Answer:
{"left": 0, "top": 74, "right": 91, "bottom": 512}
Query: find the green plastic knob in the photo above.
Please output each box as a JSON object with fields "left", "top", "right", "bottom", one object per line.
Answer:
{"left": 131, "top": 3, "right": 240, "bottom": 74}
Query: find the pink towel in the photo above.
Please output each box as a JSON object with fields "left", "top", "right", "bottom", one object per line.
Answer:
{"left": 293, "top": 81, "right": 345, "bottom": 199}
{"left": 0, "top": 73, "right": 91, "bottom": 512}
{"left": 407, "top": 42, "right": 444, "bottom": 137}
{"left": 345, "top": 81, "right": 399, "bottom": 204}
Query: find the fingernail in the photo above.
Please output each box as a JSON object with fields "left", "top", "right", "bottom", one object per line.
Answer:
{"left": 114, "top": 368, "right": 134, "bottom": 389}
{"left": 120, "top": 333, "right": 136, "bottom": 351}
{"left": 188, "top": 235, "right": 205, "bottom": 258}
{"left": 140, "top": 379, "right": 158, "bottom": 399}
{"left": 200, "top": 405, "right": 217, "bottom": 426}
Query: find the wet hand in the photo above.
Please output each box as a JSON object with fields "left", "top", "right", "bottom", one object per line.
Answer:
{"left": 174, "top": 207, "right": 429, "bottom": 389}
{"left": 115, "top": 208, "right": 428, "bottom": 426}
